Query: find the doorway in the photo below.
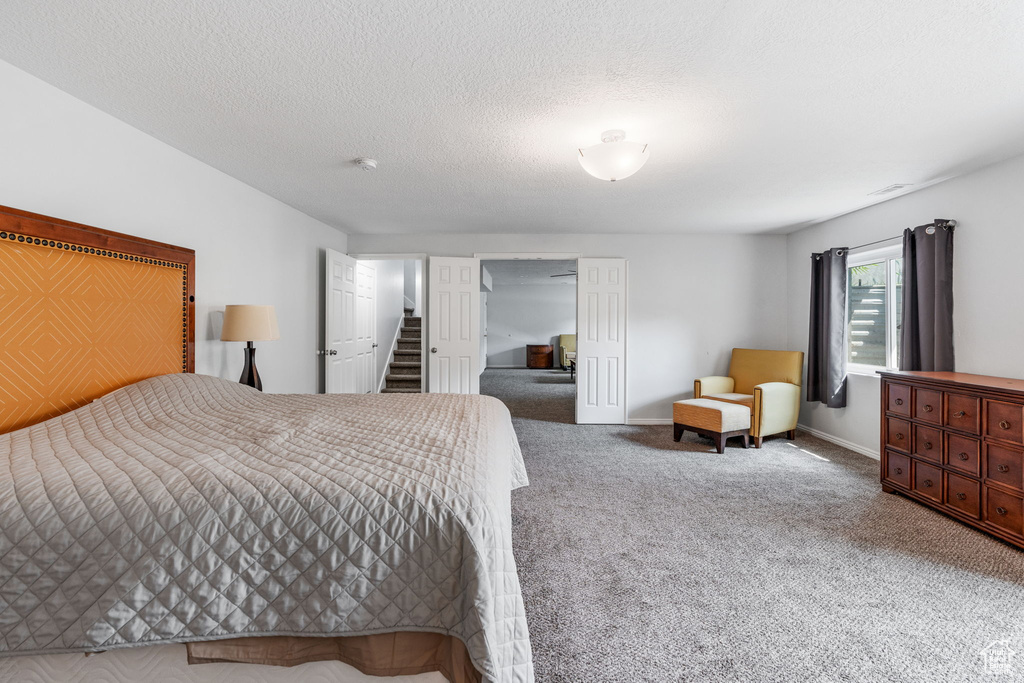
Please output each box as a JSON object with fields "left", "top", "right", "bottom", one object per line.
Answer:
{"left": 479, "top": 258, "right": 578, "bottom": 421}
{"left": 324, "top": 250, "right": 425, "bottom": 394}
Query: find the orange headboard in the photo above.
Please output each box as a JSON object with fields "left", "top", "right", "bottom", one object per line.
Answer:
{"left": 0, "top": 205, "right": 195, "bottom": 434}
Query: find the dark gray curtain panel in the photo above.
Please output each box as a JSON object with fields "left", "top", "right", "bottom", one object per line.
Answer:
{"left": 900, "top": 224, "right": 955, "bottom": 371}
{"left": 807, "top": 247, "right": 849, "bottom": 408}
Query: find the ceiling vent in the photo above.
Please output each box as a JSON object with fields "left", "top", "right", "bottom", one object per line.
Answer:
{"left": 869, "top": 183, "right": 912, "bottom": 196}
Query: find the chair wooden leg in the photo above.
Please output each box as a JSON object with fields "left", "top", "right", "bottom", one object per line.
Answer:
{"left": 740, "top": 433, "right": 749, "bottom": 449}
{"left": 787, "top": 429, "right": 796, "bottom": 440}
{"left": 753, "top": 436, "right": 763, "bottom": 448}
{"left": 714, "top": 433, "right": 725, "bottom": 454}
{"left": 673, "top": 423, "right": 684, "bottom": 442}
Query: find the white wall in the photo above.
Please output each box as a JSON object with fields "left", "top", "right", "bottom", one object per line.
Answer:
{"left": 786, "top": 152, "right": 1024, "bottom": 455}
{"left": 403, "top": 259, "right": 423, "bottom": 315}
{"left": 349, "top": 232, "right": 789, "bottom": 421}
{"left": 366, "top": 259, "right": 406, "bottom": 391}
{"left": 486, "top": 284, "right": 576, "bottom": 368}
{"left": 0, "top": 60, "right": 348, "bottom": 394}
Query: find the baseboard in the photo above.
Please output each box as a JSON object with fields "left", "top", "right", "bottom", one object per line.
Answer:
{"left": 797, "top": 423, "right": 879, "bottom": 460}
{"left": 627, "top": 418, "right": 673, "bottom": 426}
{"left": 486, "top": 365, "right": 529, "bottom": 369}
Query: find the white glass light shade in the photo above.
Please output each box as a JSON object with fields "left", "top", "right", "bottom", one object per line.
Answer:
{"left": 577, "top": 130, "right": 649, "bottom": 182}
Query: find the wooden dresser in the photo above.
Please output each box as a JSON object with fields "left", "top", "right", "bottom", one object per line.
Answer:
{"left": 526, "top": 344, "right": 554, "bottom": 369}
{"left": 880, "top": 370, "right": 1024, "bottom": 549}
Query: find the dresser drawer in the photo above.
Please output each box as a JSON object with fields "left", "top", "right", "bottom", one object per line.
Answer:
{"left": 913, "top": 424, "right": 942, "bottom": 463}
{"left": 986, "top": 400, "right": 1024, "bottom": 445}
{"left": 945, "top": 433, "right": 980, "bottom": 476}
{"left": 914, "top": 388, "right": 942, "bottom": 424}
{"left": 886, "top": 383, "right": 911, "bottom": 416}
{"left": 985, "top": 486, "right": 1024, "bottom": 537}
{"left": 883, "top": 451, "right": 911, "bottom": 489}
{"left": 912, "top": 460, "right": 943, "bottom": 503}
{"left": 945, "top": 393, "right": 980, "bottom": 435}
{"left": 946, "top": 473, "right": 981, "bottom": 519}
{"left": 886, "top": 418, "right": 911, "bottom": 453}
{"left": 984, "top": 443, "right": 1024, "bottom": 492}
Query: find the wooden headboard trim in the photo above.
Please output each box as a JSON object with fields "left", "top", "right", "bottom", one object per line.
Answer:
{"left": 0, "top": 205, "right": 196, "bottom": 373}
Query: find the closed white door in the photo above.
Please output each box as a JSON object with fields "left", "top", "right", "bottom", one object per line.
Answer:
{"left": 325, "top": 249, "right": 358, "bottom": 393}
{"left": 576, "top": 258, "right": 627, "bottom": 424}
{"left": 355, "top": 261, "right": 377, "bottom": 393}
{"left": 428, "top": 257, "right": 480, "bottom": 394}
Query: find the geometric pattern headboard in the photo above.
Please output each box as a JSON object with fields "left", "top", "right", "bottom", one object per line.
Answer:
{"left": 0, "top": 205, "right": 195, "bottom": 435}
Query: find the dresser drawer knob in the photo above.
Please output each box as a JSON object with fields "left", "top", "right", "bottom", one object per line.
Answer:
{"left": 1000, "top": 420, "right": 1012, "bottom": 430}
{"left": 997, "top": 506, "right": 1009, "bottom": 516}
{"left": 956, "top": 492, "right": 967, "bottom": 501}
{"left": 923, "top": 479, "right": 934, "bottom": 487}
{"left": 894, "top": 467, "right": 903, "bottom": 475}
{"left": 923, "top": 404, "right": 934, "bottom": 413}
{"left": 895, "top": 433, "right": 904, "bottom": 441}
{"left": 924, "top": 441, "right": 933, "bottom": 450}
{"left": 894, "top": 398, "right": 904, "bottom": 406}
{"left": 998, "top": 464, "right": 1010, "bottom": 473}
{"left": 958, "top": 452, "right": 969, "bottom": 461}
{"left": 954, "top": 410, "right": 966, "bottom": 418}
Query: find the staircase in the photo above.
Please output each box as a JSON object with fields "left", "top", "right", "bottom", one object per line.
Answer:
{"left": 382, "top": 309, "right": 422, "bottom": 393}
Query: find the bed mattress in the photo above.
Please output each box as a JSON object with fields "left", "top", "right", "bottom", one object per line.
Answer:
{"left": 0, "top": 374, "right": 532, "bottom": 682}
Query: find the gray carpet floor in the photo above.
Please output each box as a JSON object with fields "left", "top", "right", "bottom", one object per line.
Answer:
{"left": 481, "top": 369, "right": 1024, "bottom": 682}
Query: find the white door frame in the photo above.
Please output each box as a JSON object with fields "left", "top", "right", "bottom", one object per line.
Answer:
{"left": 474, "top": 252, "right": 581, "bottom": 261}
{"left": 350, "top": 253, "right": 428, "bottom": 393}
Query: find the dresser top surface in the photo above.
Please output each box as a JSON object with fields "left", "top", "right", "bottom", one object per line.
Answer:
{"left": 879, "top": 370, "right": 1024, "bottom": 396}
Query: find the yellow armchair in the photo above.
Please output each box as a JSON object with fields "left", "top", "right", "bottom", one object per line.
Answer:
{"left": 559, "top": 333, "right": 576, "bottom": 370}
{"left": 694, "top": 348, "right": 804, "bottom": 447}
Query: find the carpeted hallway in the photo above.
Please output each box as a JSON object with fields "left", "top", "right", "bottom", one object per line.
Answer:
{"left": 482, "top": 369, "right": 1024, "bottom": 682}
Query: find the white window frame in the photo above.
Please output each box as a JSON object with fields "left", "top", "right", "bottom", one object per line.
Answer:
{"left": 846, "top": 244, "right": 902, "bottom": 375}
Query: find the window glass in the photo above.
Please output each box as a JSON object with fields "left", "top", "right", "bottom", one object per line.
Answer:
{"left": 847, "top": 261, "right": 888, "bottom": 367}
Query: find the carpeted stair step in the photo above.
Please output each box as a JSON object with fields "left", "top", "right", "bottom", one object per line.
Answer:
{"left": 394, "top": 349, "right": 421, "bottom": 358}
{"left": 389, "top": 362, "right": 421, "bottom": 376}
{"left": 386, "top": 375, "right": 421, "bottom": 388}
{"left": 404, "top": 316, "right": 421, "bottom": 327}
{"left": 397, "top": 339, "right": 421, "bottom": 350}
{"left": 400, "top": 328, "right": 421, "bottom": 340}
{"left": 381, "top": 387, "right": 421, "bottom": 394}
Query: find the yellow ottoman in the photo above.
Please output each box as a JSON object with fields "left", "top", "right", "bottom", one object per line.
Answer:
{"left": 673, "top": 399, "right": 751, "bottom": 453}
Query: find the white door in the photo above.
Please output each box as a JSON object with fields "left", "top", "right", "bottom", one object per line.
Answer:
{"left": 576, "top": 258, "right": 627, "bottom": 424}
{"left": 325, "top": 249, "right": 358, "bottom": 393}
{"left": 355, "top": 261, "right": 377, "bottom": 393}
{"left": 428, "top": 257, "right": 480, "bottom": 394}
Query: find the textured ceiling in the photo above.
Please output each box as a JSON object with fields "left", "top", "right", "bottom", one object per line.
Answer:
{"left": 483, "top": 260, "right": 576, "bottom": 286}
{"left": 3, "top": 1, "right": 1024, "bottom": 235}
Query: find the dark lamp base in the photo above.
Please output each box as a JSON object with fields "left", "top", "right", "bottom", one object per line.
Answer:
{"left": 239, "top": 341, "right": 263, "bottom": 391}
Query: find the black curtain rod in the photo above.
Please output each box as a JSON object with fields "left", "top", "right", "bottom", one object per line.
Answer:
{"left": 846, "top": 218, "right": 957, "bottom": 252}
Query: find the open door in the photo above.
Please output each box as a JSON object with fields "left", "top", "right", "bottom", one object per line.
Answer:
{"left": 576, "top": 258, "right": 627, "bottom": 424}
{"left": 325, "top": 249, "right": 357, "bottom": 393}
{"left": 428, "top": 257, "right": 480, "bottom": 393}
{"left": 355, "top": 261, "right": 377, "bottom": 393}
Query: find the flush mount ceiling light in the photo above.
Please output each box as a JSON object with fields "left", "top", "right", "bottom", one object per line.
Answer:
{"left": 578, "top": 130, "right": 649, "bottom": 182}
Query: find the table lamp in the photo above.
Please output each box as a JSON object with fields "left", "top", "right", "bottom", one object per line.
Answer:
{"left": 220, "top": 305, "right": 279, "bottom": 391}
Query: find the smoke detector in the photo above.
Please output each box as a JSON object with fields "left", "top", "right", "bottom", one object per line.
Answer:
{"left": 354, "top": 157, "right": 377, "bottom": 171}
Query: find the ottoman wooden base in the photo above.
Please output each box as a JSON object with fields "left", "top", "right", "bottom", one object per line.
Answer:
{"left": 672, "top": 398, "right": 751, "bottom": 454}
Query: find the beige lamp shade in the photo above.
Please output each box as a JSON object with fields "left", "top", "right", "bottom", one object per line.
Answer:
{"left": 220, "top": 305, "right": 280, "bottom": 342}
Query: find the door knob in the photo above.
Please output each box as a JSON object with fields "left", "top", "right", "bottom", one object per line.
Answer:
{"left": 431, "top": 347, "right": 438, "bottom": 353}
{"left": 372, "top": 343, "right": 379, "bottom": 348}
{"left": 328, "top": 349, "right": 338, "bottom": 356}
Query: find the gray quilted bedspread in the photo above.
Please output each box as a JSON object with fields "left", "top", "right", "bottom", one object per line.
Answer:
{"left": 0, "top": 374, "right": 533, "bottom": 682}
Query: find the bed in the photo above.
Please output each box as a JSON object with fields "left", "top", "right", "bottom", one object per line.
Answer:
{"left": 0, "top": 206, "right": 534, "bottom": 682}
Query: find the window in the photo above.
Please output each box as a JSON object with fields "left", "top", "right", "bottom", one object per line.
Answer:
{"left": 847, "top": 245, "right": 902, "bottom": 372}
